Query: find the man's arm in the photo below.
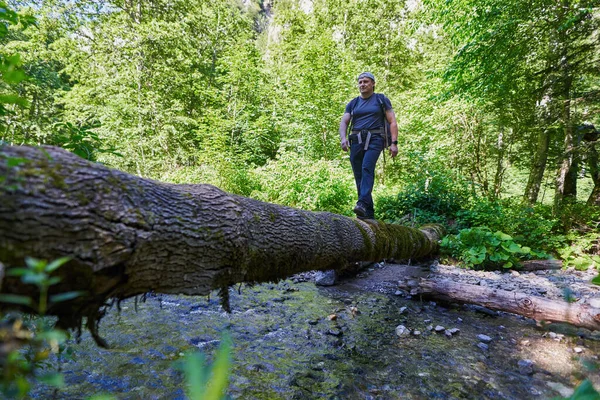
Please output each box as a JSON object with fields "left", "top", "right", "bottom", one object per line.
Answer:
{"left": 339, "top": 112, "right": 352, "bottom": 152}
{"left": 386, "top": 108, "right": 399, "bottom": 158}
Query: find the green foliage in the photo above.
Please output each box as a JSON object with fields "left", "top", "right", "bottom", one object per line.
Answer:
{"left": 0, "top": 257, "right": 81, "bottom": 398}
{"left": 454, "top": 198, "right": 563, "bottom": 251}
{"left": 376, "top": 170, "right": 471, "bottom": 226}
{"left": 251, "top": 150, "right": 354, "bottom": 214}
{"left": 440, "top": 226, "right": 550, "bottom": 269}
{"left": 178, "top": 333, "right": 232, "bottom": 400}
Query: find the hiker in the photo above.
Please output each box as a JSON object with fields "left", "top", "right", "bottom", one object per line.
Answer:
{"left": 339, "top": 72, "right": 398, "bottom": 220}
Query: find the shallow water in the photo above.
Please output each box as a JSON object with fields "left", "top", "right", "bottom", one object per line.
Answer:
{"left": 28, "top": 270, "right": 599, "bottom": 399}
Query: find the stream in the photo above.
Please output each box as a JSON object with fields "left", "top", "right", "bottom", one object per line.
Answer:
{"left": 29, "top": 263, "right": 600, "bottom": 399}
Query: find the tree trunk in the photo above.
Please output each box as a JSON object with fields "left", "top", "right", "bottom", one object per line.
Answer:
{"left": 584, "top": 126, "right": 600, "bottom": 206}
{"left": 399, "top": 278, "right": 600, "bottom": 331}
{"left": 0, "top": 145, "right": 443, "bottom": 332}
{"left": 524, "top": 129, "right": 550, "bottom": 205}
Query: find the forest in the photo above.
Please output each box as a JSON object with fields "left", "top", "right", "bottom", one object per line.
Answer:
{"left": 0, "top": 0, "right": 599, "bottom": 398}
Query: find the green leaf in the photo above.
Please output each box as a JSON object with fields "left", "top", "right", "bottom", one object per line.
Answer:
{"left": 5, "top": 267, "right": 30, "bottom": 277}
{"left": 50, "top": 291, "right": 85, "bottom": 303}
{"left": 46, "top": 277, "right": 61, "bottom": 286}
{"left": 0, "top": 94, "right": 28, "bottom": 106}
{"left": 494, "top": 231, "right": 513, "bottom": 241}
{"left": 0, "top": 293, "right": 34, "bottom": 306}
{"left": 203, "top": 334, "right": 232, "bottom": 400}
{"left": 502, "top": 262, "right": 513, "bottom": 269}
{"left": 25, "top": 257, "right": 46, "bottom": 272}
{"left": 21, "top": 272, "right": 46, "bottom": 285}
{"left": 2, "top": 68, "right": 27, "bottom": 84}
{"left": 502, "top": 242, "right": 523, "bottom": 254}
{"left": 45, "top": 256, "right": 71, "bottom": 272}
{"left": 184, "top": 352, "right": 208, "bottom": 400}
{"left": 591, "top": 274, "right": 600, "bottom": 286}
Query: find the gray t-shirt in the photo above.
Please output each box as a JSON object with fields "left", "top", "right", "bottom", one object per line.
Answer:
{"left": 345, "top": 93, "right": 392, "bottom": 130}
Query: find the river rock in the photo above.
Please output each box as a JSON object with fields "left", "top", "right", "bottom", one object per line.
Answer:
{"left": 448, "top": 328, "right": 460, "bottom": 335}
{"left": 547, "top": 381, "right": 574, "bottom": 398}
{"left": 477, "top": 334, "right": 492, "bottom": 343}
{"left": 477, "top": 343, "right": 489, "bottom": 351}
{"left": 434, "top": 325, "right": 445, "bottom": 332}
{"left": 517, "top": 359, "right": 534, "bottom": 375}
{"left": 395, "top": 325, "right": 410, "bottom": 337}
{"left": 315, "top": 270, "right": 337, "bottom": 286}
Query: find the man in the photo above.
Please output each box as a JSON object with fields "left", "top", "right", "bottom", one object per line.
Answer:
{"left": 339, "top": 72, "right": 398, "bottom": 220}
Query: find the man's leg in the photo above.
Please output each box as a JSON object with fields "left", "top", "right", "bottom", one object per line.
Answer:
{"left": 357, "top": 137, "right": 383, "bottom": 218}
{"left": 349, "top": 144, "right": 367, "bottom": 217}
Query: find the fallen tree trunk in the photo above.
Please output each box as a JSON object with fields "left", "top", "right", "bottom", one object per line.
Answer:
{"left": 399, "top": 278, "right": 600, "bottom": 331}
{"left": 0, "top": 145, "right": 443, "bottom": 333}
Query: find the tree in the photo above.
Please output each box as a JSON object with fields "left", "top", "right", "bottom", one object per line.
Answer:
{"left": 424, "top": 0, "right": 600, "bottom": 208}
{"left": 0, "top": 145, "right": 443, "bottom": 340}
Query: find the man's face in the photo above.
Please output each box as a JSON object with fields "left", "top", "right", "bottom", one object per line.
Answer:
{"left": 358, "top": 78, "right": 374, "bottom": 95}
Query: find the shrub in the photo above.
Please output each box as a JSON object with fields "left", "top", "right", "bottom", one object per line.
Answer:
{"left": 251, "top": 150, "right": 355, "bottom": 215}
{"left": 376, "top": 170, "right": 471, "bottom": 226}
{"left": 454, "top": 198, "right": 561, "bottom": 251}
{"left": 440, "top": 226, "right": 550, "bottom": 270}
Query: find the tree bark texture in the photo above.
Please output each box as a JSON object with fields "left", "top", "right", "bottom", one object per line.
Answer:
{"left": 583, "top": 126, "right": 600, "bottom": 206}
{"left": 524, "top": 129, "right": 550, "bottom": 205}
{"left": 399, "top": 278, "right": 600, "bottom": 331}
{"left": 0, "top": 145, "right": 443, "bottom": 328}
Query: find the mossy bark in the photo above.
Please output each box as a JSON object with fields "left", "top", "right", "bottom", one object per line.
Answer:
{"left": 0, "top": 145, "right": 443, "bottom": 329}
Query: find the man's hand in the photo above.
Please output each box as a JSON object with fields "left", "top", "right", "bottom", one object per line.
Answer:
{"left": 389, "top": 143, "right": 398, "bottom": 157}
{"left": 341, "top": 138, "right": 349, "bottom": 152}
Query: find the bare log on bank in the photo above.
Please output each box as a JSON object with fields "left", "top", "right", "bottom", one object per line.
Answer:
{"left": 399, "top": 278, "right": 600, "bottom": 331}
{"left": 0, "top": 145, "right": 443, "bottom": 331}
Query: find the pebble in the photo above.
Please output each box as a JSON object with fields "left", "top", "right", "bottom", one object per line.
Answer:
{"left": 547, "top": 382, "right": 574, "bottom": 398}
{"left": 444, "top": 330, "right": 452, "bottom": 338}
{"left": 327, "top": 329, "right": 342, "bottom": 337}
{"left": 413, "top": 330, "right": 421, "bottom": 336}
{"left": 399, "top": 307, "right": 408, "bottom": 314}
{"left": 395, "top": 325, "right": 410, "bottom": 337}
{"left": 574, "top": 347, "right": 584, "bottom": 353}
{"left": 434, "top": 325, "right": 445, "bottom": 332}
{"left": 477, "top": 334, "right": 492, "bottom": 343}
{"left": 517, "top": 359, "right": 534, "bottom": 375}
{"left": 477, "top": 343, "right": 489, "bottom": 351}
{"left": 427, "top": 325, "right": 433, "bottom": 331}
{"left": 315, "top": 270, "right": 337, "bottom": 286}
{"left": 448, "top": 328, "right": 460, "bottom": 335}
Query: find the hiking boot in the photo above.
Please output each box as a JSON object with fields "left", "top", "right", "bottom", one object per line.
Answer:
{"left": 353, "top": 202, "right": 367, "bottom": 218}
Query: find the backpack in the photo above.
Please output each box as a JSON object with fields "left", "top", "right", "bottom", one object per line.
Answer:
{"left": 348, "top": 93, "right": 392, "bottom": 148}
